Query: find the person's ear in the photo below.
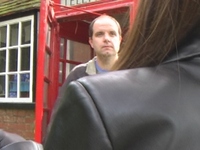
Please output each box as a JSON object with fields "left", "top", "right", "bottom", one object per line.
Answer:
{"left": 89, "top": 37, "right": 94, "bottom": 48}
{"left": 120, "top": 36, "right": 122, "bottom": 43}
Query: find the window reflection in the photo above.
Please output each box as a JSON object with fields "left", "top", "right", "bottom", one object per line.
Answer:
{"left": 59, "top": 62, "right": 63, "bottom": 84}
{"left": 21, "top": 47, "right": 30, "bottom": 71}
{"left": 9, "top": 49, "right": 18, "bottom": 71}
{"left": 20, "top": 73, "right": 30, "bottom": 98}
{"left": 67, "top": 40, "right": 91, "bottom": 62}
{"left": 0, "top": 75, "right": 5, "bottom": 97}
{"left": 64, "top": 0, "right": 97, "bottom": 6}
{"left": 21, "top": 21, "right": 31, "bottom": 44}
{"left": 0, "top": 51, "right": 6, "bottom": 72}
{"left": 8, "top": 73, "right": 30, "bottom": 98}
{"left": 0, "top": 26, "right": 7, "bottom": 48}
{"left": 10, "top": 24, "right": 19, "bottom": 46}
{"left": 60, "top": 38, "right": 65, "bottom": 58}
{"left": 9, "top": 74, "right": 17, "bottom": 98}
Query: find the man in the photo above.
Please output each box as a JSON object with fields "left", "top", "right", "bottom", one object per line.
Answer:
{"left": 63, "top": 14, "right": 122, "bottom": 86}
{"left": 45, "top": 15, "right": 122, "bottom": 140}
{"left": 52, "top": 14, "right": 122, "bottom": 106}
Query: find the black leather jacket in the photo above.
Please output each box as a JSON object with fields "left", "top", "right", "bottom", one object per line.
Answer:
{"left": 0, "top": 129, "right": 25, "bottom": 149}
{"left": 44, "top": 31, "right": 200, "bottom": 150}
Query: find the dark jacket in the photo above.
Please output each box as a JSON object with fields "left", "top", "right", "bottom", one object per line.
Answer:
{"left": 52, "top": 57, "right": 97, "bottom": 110}
{"left": 47, "top": 57, "right": 97, "bottom": 129}
{"left": 64, "top": 57, "right": 97, "bottom": 86}
{"left": 44, "top": 30, "right": 200, "bottom": 150}
{"left": 0, "top": 129, "right": 25, "bottom": 149}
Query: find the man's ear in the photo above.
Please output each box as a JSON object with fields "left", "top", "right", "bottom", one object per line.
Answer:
{"left": 89, "top": 37, "right": 93, "bottom": 48}
{"left": 120, "top": 36, "right": 122, "bottom": 43}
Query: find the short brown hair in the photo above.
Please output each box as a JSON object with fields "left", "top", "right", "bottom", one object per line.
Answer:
{"left": 88, "top": 15, "right": 122, "bottom": 37}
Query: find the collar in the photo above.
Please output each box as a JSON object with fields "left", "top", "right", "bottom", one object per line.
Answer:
{"left": 85, "top": 57, "right": 97, "bottom": 75}
{"left": 95, "top": 60, "right": 108, "bottom": 73}
{"left": 163, "top": 31, "right": 200, "bottom": 64}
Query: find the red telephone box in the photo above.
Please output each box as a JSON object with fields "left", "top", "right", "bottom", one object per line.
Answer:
{"left": 35, "top": 0, "right": 138, "bottom": 142}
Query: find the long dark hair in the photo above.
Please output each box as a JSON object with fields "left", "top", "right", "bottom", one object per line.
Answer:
{"left": 113, "top": 0, "right": 200, "bottom": 70}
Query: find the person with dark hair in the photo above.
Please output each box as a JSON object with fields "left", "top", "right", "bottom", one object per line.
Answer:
{"left": 44, "top": 0, "right": 200, "bottom": 150}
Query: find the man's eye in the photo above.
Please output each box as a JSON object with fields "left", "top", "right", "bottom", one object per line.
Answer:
{"left": 110, "top": 32, "right": 116, "bottom": 36}
{"left": 96, "top": 33, "right": 103, "bottom": 36}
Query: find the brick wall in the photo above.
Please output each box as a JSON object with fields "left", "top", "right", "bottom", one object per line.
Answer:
{"left": 0, "top": 108, "right": 35, "bottom": 140}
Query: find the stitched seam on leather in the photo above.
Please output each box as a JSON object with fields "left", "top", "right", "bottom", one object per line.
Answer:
{"left": 77, "top": 81, "right": 114, "bottom": 150}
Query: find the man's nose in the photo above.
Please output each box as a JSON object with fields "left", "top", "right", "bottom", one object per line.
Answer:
{"left": 104, "top": 33, "right": 111, "bottom": 42}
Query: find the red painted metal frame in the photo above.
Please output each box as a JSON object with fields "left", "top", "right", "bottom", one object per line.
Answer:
{"left": 46, "top": 2, "right": 60, "bottom": 124}
{"left": 35, "top": 0, "right": 60, "bottom": 142}
{"left": 47, "top": 21, "right": 60, "bottom": 123}
{"left": 129, "top": 0, "right": 139, "bottom": 26}
{"left": 59, "top": 21, "right": 89, "bottom": 43}
{"left": 53, "top": 0, "right": 135, "bottom": 22}
{"left": 35, "top": 0, "right": 49, "bottom": 142}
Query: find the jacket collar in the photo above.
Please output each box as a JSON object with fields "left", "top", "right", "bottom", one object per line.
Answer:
{"left": 85, "top": 57, "right": 97, "bottom": 75}
{"left": 163, "top": 30, "right": 200, "bottom": 64}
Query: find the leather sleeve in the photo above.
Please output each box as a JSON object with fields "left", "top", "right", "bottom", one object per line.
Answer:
{"left": 44, "top": 58, "right": 200, "bottom": 150}
{"left": 44, "top": 81, "right": 112, "bottom": 150}
{"left": 0, "top": 129, "right": 25, "bottom": 149}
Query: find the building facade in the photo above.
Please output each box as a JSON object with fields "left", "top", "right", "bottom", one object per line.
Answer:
{"left": 0, "top": 0, "right": 40, "bottom": 140}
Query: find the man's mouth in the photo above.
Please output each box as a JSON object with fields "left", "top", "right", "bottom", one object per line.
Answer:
{"left": 103, "top": 46, "right": 112, "bottom": 48}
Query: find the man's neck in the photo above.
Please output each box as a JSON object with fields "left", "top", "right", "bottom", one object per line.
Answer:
{"left": 96, "top": 56, "right": 118, "bottom": 71}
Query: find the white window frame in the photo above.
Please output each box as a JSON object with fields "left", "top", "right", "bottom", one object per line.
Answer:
{"left": 0, "top": 15, "right": 34, "bottom": 103}
{"left": 61, "top": 0, "right": 98, "bottom": 6}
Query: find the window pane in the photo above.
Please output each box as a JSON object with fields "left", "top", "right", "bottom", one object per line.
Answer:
{"left": 0, "top": 50, "right": 6, "bottom": 72}
{"left": 0, "top": 75, "right": 5, "bottom": 97}
{"left": 66, "top": 63, "right": 76, "bottom": 75}
{"left": 20, "top": 73, "right": 29, "bottom": 98}
{"left": 67, "top": 40, "right": 91, "bottom": 63}
{"left": 59, "top": 62, "right": 63, "bottom": 83}
{"left": 9, "top": 48, "right": 18, "bottom": 71}
{"left": 21, "top": 21, "right": 31, "bottom": 44}
{"left": 43, "top": 82, "right": 48, "bottom": 107}
{"left": 46, "top": 26, "right": 51, "bottom": 47}
{"left": 10, "top": 24, "right": 19, "bottom": 46}
{"left": 70, "top": 0, "right": 76, "bottom": 5}
{"left": 60, "top": 38, "right": 65, "bottom": 58}
{"left": 21, "top": 47, "right": 30, "bottom": 70}
{"left": 66, "top": 0, "right": 96, "bottom": 5}
{"left": 0, "top": 26, "right": 7, "bottom": 48}
{"left": 44, "top": 53, "right": 50, "bottom": 77}
{"left": 8, "top": 74, "right": 17, "bottom": 98}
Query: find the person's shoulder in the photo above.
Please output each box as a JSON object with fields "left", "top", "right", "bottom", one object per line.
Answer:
{"left": 69, "top": 58, "right": 95, "bottom": 76}
{"left": 71, "top": 63, "right": 87, "bottom": 72}
{"left": 64, "top": 62, "right": 89, "bottom": 86}
{"left": 69, "top": 63, "right": 88, "bottom": 77}
{"left": 75, "top": 64, "right": 177, "bottom": 91}
{"left": 77, "top": 66, "right": 160, "bottom": 83}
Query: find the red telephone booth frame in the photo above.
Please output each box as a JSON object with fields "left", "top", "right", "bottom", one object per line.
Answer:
{"left": 35, "top": 0, "right": 138, "bottom": 142}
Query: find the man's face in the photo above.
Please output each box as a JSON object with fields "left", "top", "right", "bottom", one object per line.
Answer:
{"left": 89, "top": 16, "right": 122, "bottom": 58}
